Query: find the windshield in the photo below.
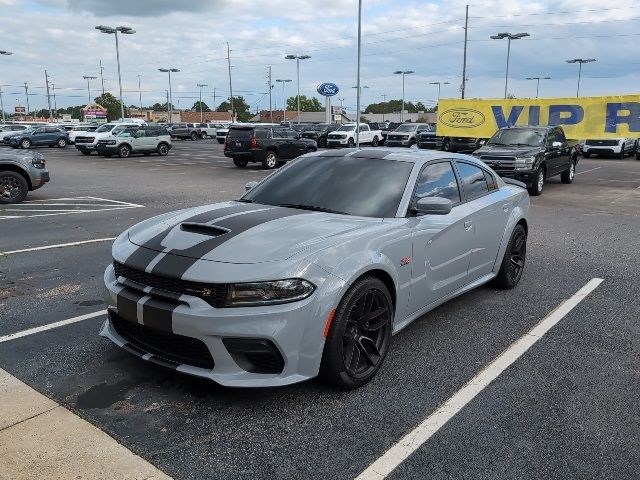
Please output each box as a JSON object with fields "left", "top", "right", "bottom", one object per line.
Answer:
{"left": 95, "top": 124, "right": 116, "bottom": 133}
{"left": 488, "top": 128, "right": 546, "bottom": 146}
{"left": 394, "top": 124, "right": 416, "bottom": 133}
{"left": 303, "top": 125, "right": 325, "bottom": 132}
{"left": 18, "top": 127, "right": 36, "bottom": 134}
{"left": 242, "top": 155, "right": 413, "bottom": 217}
{"left": 335, "top": 125, "right": 355, "bottom": 132}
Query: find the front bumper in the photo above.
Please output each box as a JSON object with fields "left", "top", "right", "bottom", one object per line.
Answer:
{"left": 385, "top": 139, "right": 411, "bottom": 147}
{"left": 95, "top": 145, "right": 119, "bottom": 155}
{"left": 583, "top": 146, "right": 621, "bottom": 155}
{"left": 31, "top": 169, "right": 50, "bottom": 189}
{"left": 492, "top": 169, "right": 536, "bottom": 187}
{"left": 327, "top": 138, "right": 348, "bottom": 147}
{"left": 101, "top": 261, "right": 343, "bottom": 387}
{"left": 449, "top": 139, "right": 479, "bottom": 151}
{"left": 75, "top": 143, "right": 96, "bottom": 152}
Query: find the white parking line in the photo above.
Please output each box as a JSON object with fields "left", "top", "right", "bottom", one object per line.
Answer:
{"left": 356, "top": 277, "right": 604, "bottom": 480}
{"left": 0, "top": 310, "right": 107, "bottom": 344}
{"left": 575, "top": 166, "right": 602, "bottom": 176}
{"left": 0, "top": 196, "right": 144, "bottom": 219}
{"left": 0, "top": 238, "right": 115, "bottom": 256}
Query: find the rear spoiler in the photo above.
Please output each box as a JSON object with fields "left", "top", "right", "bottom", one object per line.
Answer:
{"left": 502, "top": 178, "right": 527, "bottom": 189}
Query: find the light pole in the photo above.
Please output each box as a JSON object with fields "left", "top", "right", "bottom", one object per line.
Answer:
{"left": 393, "top": 70, "right": 414, "bottom": 122}
{"left": 0, "top": 50, "right": 11, "bottom": 122}
{"left": 95, "top": 25, "right": 136, "bottom": 121}
{"left": 381, "top": 94, "right": 387, "bottom": 122}
{"left": 525, "top": 76, "right": 551, "bottom": 98}
{"left": 159, "top": 68, "right": 179, "bottom": 123}
{"left": 490, "top": 32, "right": 530, "bottom": 99}
{"left": 285, "top": 54, "right": 311, "bottom": 124}
{"left": 275, "top": 79, "right": 291, "bottom": 121}
{"left": 566, "top": 59, "right": 596, "bottom": 97}
{"left": 83, "top": 76, "right": 96, "bottom": 104}
{"left": 137, "top": 74, "right": 143, "bottom": 111}
{"left": 23, "top": 82, "right": 29, "bottom": 117}
{"left": 51, "top": 83, "right": 57, "bottom": 119}
{"left": 429, "top": 81, "right": 450, "bottom": 102}
{"left": 197, "top": 83, "right": 208, "bottom": 123}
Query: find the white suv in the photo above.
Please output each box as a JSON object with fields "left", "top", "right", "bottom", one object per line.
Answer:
{"left": 583, "top": 138, "right": 637, "bottom": 158}
{"left": 74, "top": 122, "right": 143, "bottom": 155}
{"left": 95, "top": 125, "right": 172, "bottom": 158}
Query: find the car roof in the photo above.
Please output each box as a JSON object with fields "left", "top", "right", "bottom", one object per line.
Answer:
{"left": 313, "top": 147, "right": 486, "bottom": 166}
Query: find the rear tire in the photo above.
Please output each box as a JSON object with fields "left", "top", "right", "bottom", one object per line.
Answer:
{"left": 0, "top": 171, "right": 29, "bottom": 204}
{"left": 442, "top": 139, "right": 450, "bottom": 152}
{"left": 528, "top": 166, "right": 545, "bottom": 196}
{"left": 217, "top": 139, "right": 224, "bottom": 144}
{"left": 190, "top": 132, "right": 198, "bottom": 141}
{"left": 561, "top": 159, "right": 576, "bottom": 184}
{"left": 583, "top": 152, "right": 590, "bottom": 158}
{"left": 262, "top": 150, "right": 278, "bottom": 169}
{"left": 618, "top": 144, "right": 625, "bottom": 159}
{"left": 57, "top": 138, "right": 67, "bottom": 148}
{"left": 318, "top": 137, "right": 327, "bottom": 148}
{"left": 81, "top": 151, "right": 91, "bottom": 156}
{"left": 372, "top": 136, "right": 379, "bottom": 147}
{"left": 493, "top": 224, "right": 527, "bottom": 289}
{"left": 233, "top": 158, "right": 248, "bottom": 168}
{"left": 320, "top": 276, "right": 393, "bottom": 389}
{"left": 157, "top": 143, "right": 169, "bottom": 156}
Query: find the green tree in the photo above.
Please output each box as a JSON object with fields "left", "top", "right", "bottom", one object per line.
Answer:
{"left": 365, "top": 99, "right": 428, "bottom": 114}
{"left": 94, "top": 92, "right": 124, "bottom": 121}
{"left": 217, "top": 96, "right": 251, "bottom": 121}
{"left": 286, "top": 95, "right": 323, "bottom": 112}
{"left": 192, "top": 101, "right": 211, "bottom": 112}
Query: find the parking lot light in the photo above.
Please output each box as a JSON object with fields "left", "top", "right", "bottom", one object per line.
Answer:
{"left": 197, "top": 83, "right": 208, "bottom": 123}
{"left": 490, "top": 32, "right": 530, "bottom": 99}
{"left": 393, "top": 70, "right": 414, "bottom": 122}
{"left": 429, "top": 81, "right": 450, "bottom": 102}
{"left": 285, "top": 54, "right": 311, "bottom": 124}
{"left": 95, "top": 25, "right": 135, "bottom": 121}
{"left": 159, "top": 68, "right": 179, "bottom": 123}
{"left": 82, "top": 76, "right": 97, "bottom": 104}
{"left": 0, "top": 50, "right": 12, "bottom": 122}
{"left": 525, "top": 76, "right": 551, "bottom": 98}
{"left": 275, "top": 79, "right": 292, "bottom": 121}
{"left": 566, "top": 59, "right": 596, "bottom": 97}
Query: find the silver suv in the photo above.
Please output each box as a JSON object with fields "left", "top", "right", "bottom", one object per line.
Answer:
{"left": 0, "top": 149, "right": 50, "bottom": 203}
{"left": 95, "top": 126, "right": 172, "bottom": 158}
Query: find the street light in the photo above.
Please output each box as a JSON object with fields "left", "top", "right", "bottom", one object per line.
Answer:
{"left": 566, "top": 59, "right": 596, "bottom": 97}
{"left": 285, "top": 54, "right": 311, "bottom": 124}
{"left": 429, "top": 81, "right": 450, "bottom": 102}
{"left": 393, "top": 70, "right": 414, "bottom": 122}
{"left": 490, "top": 32, "right": 530, "bottom": 99}
{"left": 197, "top": 83, "right": 208, "bottom": 123}
{"left": 158, "top": 68, "right": 179, "bottom": 123}
{"left": 0, "top": 50, "right": 12, "bottom": 122}
{"left": 275, "top": 79, "right": 292, "bottom": 121}
{"left": 95, "top": 25, "right": 136, "bottom": 121}
{"left": 82, "top": 76, "right": 97, "bottom": 104}
{"left": 525, "top": 76, "right": 551, "bottom": 98}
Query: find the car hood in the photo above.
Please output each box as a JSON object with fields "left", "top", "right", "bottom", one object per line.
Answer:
{"left": 127, "top": 201, "right": 380, "bottom": 264}
{"left": 474, "top": 144, "right": 543, "bottom": 157}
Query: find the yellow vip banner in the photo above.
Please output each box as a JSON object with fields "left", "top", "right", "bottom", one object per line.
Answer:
{"left": 436, "top": 95, "right": 640, "bottom": 139}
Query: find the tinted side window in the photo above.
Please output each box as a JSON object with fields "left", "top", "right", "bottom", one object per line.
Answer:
{"left": 483, "top": 170, "right": 498, "bottom": 191}
{"left": 254, "top": 129, "right": 269, "bottom": 139}
{"left": 456, "top": 162, "right": 489, "bottom": 199}
{"left": 415, "top": 162, "right": 461, "bottom": 203}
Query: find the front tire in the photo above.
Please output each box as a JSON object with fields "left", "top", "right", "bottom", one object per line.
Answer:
{"left": 118, "top": 144, "right": 131, "bottom": 158}
{"left": 57, "top": 138, "right": 67, "bottom": 148}
{"left": 20, "top": 139, "right": 31, "bottom": 149}
{"left": 81, "top": 151, "right": 91, "bottom": 156}
{"left": 190, "top": 132, "right": 198, "bottom": 141}
{"left": 217, "top": 139, "right": 224, "bottom": 144}
{"left": 372, "top": 136, "right": 379, "bottom": 147}
{"left": 561, "top": 159, "right": 576, "bottom": 184}
{"left": 318, "top": 137, "right": 327, "bottom": 148}
{"left": 157, "top": 143, "right": 169, "bottom": 156}
{"left": 493, "top": 224, "right": 527, "bottom": 289}
{"left": 528, "top": 166, "right": 545, "bottom": 196}
{"left": 442, "top": 139, "right": 450, "bottom": 152}
{"left": 262, "top": 150, "right": 278, "bottom": 169}
{"left": 0, "top": 171, "right": 29, "bottom": 204}
{"left": 320, "top": 276, "right": 393, "bottom": 389}
{"left": 618, "top": 144, "right": 625, "bottom": 159}
{"left": 347, "top": 137, "right": 355, "bottom": 148}
{"left": 583, "top": 151, "right": 590, "bottom": 158}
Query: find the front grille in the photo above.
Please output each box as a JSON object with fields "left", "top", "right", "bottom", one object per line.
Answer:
{"left": 113, "top": 261, "right": 227, "bottom": 307}
{"left": 480, "top": 155, "right": 517, "bottom": 161}
{"left": 75, "top": 136, "right": 95, "bottom": 143}
{"left": 328, "top": 134, "right": 343, "bottom": 139}
{"left": 111, "top": 311, "right": 214, "bottom": 369}
{"left": 586, "top": 139, "right": 618, "bottom": 146}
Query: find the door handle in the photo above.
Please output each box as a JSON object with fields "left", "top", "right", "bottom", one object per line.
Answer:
{"left": 464, "top": 221, "right": 473, "bottom": 231}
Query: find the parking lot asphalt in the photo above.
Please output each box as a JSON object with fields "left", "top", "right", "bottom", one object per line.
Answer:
{"left": 1, "top": 141, "right": 639, "bottom": 479}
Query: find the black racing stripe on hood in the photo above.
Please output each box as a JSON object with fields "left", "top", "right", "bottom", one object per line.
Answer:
{"left": 148, "top": 206, "right": 306, "bottom": 279}
{"left": 124, "top": 203, "right": 259, "bottom": 271}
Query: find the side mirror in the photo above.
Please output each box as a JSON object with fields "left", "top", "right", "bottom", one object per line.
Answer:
{"left": 479, "top": 139, "right": 486, "bottom": 146}
{"left": 552, "top": 141, "right": 563, "bottom": 148}
{"left": 295, "top": 134, "right": 302, "bottom": 139}
{"left": 413, "top": 197, "right": 453, "bottom": 216}
{"left": 245, "top": 181, "right": 259, "bottom": 192}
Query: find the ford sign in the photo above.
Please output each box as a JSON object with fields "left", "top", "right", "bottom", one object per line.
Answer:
{"left": 317, "top": 83, "right": 339, "bottom": 97}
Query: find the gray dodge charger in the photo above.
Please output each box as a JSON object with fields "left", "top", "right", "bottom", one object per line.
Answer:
{"left": 102, "top": 148, "right": 529, "bottom": 389}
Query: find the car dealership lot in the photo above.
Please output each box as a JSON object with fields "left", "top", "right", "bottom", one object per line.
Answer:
{"left": 1, "top": 142, "right": 639, "bottom": 479}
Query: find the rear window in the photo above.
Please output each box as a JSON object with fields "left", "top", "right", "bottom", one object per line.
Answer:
{"left": 227, "top": 128, "right": 253, "bottom": 140}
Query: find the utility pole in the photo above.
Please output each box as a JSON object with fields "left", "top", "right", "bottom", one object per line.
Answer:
{"left": 355, "top": 0, "right": 363, "bottom": 147}
{"left": 226, "top": 42, "right": 234, "bottom": 121}
{"left": 52, "top": 84, "right": 57, "bottom": 119}
{"left": 212, "top": 87, "right": 217, "bottom": 110}
{"left": 0, "top": 85, "right": 5, "bottom": 123}
{"left": 197, "top": 83, "right": 208, "bottom": 123}
{"left": 166, "top": 90, "right": 169, "bottom": 121}
{"left": 381, "top": 93, "right": 387, "bottom": 122}
{"left": 267, "top": 66, "right": 273, "bottom": 123}
{"left": 99, "top": 60, "right": 105, "bottom": 95}
{"left": 24, "top": 82, "right": 30, "bottom": 116}
{"left": 461, "top": 4, "right": 469, "bottom": 99}
{"left": 137, "top": 75, "right": 142, "bottom": 111}
{"left": 45, "top": 70, "right": 53, "bottom": 121}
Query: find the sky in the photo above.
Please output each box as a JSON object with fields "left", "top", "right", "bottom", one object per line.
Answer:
{"left": 0, "top": 0, "right": 638, "bottom": 115}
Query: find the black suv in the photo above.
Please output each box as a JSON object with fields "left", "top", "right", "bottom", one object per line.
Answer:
{"left": 224, "top": 125, "right": 317, "bottom": 169}
{"left": 300, "top": 124, "right": 339, "bottom": 148}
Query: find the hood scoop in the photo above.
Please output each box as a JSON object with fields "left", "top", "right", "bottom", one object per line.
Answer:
{"left": 180, "top": 222, "right": 230, "bottom": 237}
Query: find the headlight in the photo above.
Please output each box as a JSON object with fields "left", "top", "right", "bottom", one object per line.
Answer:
{"left": 224, "top": 279, "right": 315, "bottom": 307}
{"left": 516, "top": 156, "right": 535, "bottom": 164}
{"left": 31, "top": 156, "right": 46, "bottom": 168}
{"left": 105, "top": 140, "right": 117, "bottom": 145}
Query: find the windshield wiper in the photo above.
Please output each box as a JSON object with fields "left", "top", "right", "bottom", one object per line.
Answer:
{"left": 488, "top": 142, "right": 506, "bottom": 146}
{"left": 236, "top": 198, "right": 253, "bottom": 203}
{"left": 512, "top": 143, "right": 538, "bottom": 147}
{"left": 276, "top": 203, "right": 349, "bottom": 215}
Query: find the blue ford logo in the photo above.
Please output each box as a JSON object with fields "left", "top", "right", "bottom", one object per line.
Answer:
{"left": 317, "top": 83, "right": 339, "bottom": 97}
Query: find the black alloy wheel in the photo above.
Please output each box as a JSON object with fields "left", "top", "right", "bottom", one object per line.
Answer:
{"left": 118, "top": 144, "right": 131, "bottom": 158}
{"left": 493, "top": 224, "right": 527, "bottom": 289}
{"left": 442, "top": 139, "right": 450, "bottom": 152}
{"left": 372, "top": 136, "right": 379, "bottom": 147}
{"left": 191, "top": 132, "right": 198, "bottom": 141}
{"left": 318, "top": 137, "right": 327, "bottom": 148}
{"left": 321, "top": 276, "right": 393, "bottom": 389}
{"left": 0, "top": 171, "right": 29, "bottom": 204}
{"left": 347, "top": 137, "right": 355, "bottom": 148}
{"left": 233, "top": 158, "right": 248, "bottom": 168}
{"left": 157, "top": 144, "right": 169, "bottom": 156}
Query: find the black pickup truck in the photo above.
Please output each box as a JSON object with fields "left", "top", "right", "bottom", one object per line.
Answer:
{"left": 472, "top": 125, "right": 579, "bottom": 196}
